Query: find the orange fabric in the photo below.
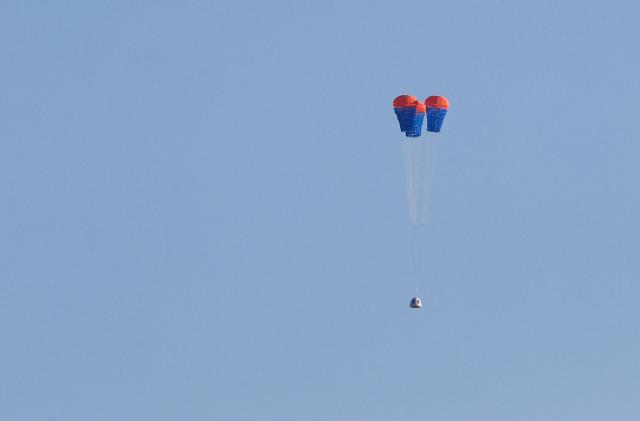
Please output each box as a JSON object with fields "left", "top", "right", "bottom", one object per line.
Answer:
{"left": 414, "top": 102, "right": 426, "bottom": 113}
{"left": 425, "top": 96, "right": 449, "bottom": 109}
{"left": 393, "top": 95, "right": 418, "bottom": 108}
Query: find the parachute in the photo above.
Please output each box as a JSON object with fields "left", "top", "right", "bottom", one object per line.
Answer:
{"left": 393, "top": 95, "right": 426, "bottom": 137}
{"left": 392, "top": 94, "right": 450, "bottom": 306}
{"left": 425, "top": 96, "right": 449, "bottom": 133}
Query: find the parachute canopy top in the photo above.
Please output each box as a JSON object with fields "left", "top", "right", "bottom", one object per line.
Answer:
{"left": 424, "top": 95, "right": 449, "bottom": 133}
{"left": 393, "top": 95, "right": 426, "bottom": 138}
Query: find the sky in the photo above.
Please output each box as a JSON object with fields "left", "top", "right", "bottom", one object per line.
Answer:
{"left": 1, "top": 1, "right": 639, "bottom": 420}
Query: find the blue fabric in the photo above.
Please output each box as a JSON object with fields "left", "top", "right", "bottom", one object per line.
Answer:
{"left": 426, "top": 108, "right": 447, "bottom": 132}
{"left": 394, "top": 107, "right": 425, "bottom": 137}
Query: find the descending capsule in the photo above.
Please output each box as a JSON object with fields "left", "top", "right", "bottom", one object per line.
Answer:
{"left": 425, "top": 96, "right": 449, "bottom": 133}
{"left": 393, "top": 95, "right": 426, "bottom": 137}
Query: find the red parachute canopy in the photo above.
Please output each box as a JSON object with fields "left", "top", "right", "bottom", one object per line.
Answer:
{"left": 393, "top": 95, "right": 418, "bottom": 108}
{"left": 393, "top": 95, "right": 425, "bottom": 113}
{"left": 425, "top": 96, "right": 449, "bottom": 110}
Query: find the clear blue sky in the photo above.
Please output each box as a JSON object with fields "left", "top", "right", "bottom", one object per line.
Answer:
{"left": 2, "top": 1, "right": 639, "bottom": 420}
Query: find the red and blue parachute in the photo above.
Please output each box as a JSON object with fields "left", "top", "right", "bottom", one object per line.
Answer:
{"left": 393, "top": 94, "right": 449, "bottom": 135}
{"left": 393, "top": 95, "right": 426, "bottom": 137}
{"left": 425, "top": 95, "right": 449, "bottom": 133}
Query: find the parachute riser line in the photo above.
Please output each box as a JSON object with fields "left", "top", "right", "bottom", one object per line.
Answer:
{"left": 411, "top": 223, "right": 419, "bottom": 295}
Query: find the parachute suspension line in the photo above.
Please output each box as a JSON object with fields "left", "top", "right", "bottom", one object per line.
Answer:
{"left": 403, "top": 140, "right": 417, "bottom": 227}
{"left": 411, "top": 224, "right": 419, "bottom": 295}
{"left": 403, "top": 138, "right": 439, "bottom": 295}
{"left": 419, "top": 138, "right": 438, "bottom": 227}
{"left": 404, "top": 139, "right": 425, "bottom": 294}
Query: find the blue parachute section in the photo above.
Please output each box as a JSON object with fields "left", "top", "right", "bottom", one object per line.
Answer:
{"left": 394, "top": 108, "right": 425, "bottom": 137}
{"left": 426, "top": 108, "right": 447, "bottom": 133}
